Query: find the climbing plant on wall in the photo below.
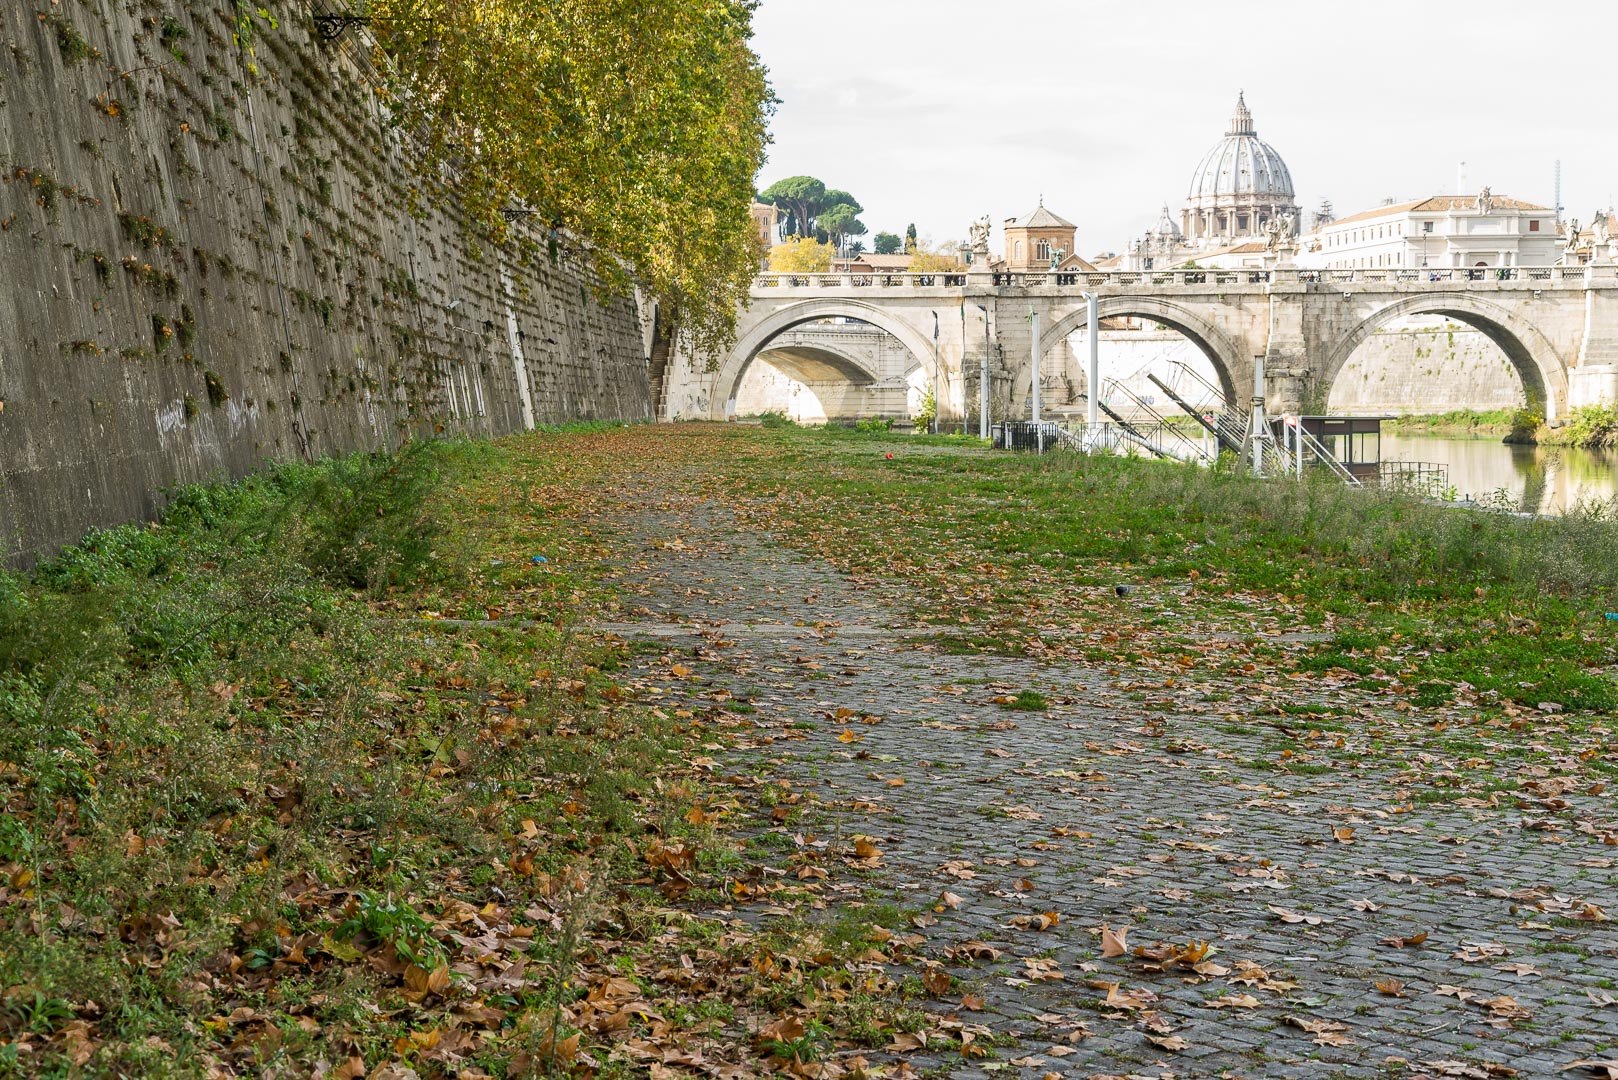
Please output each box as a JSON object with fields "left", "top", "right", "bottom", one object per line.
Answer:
{"left": 366, "top": 0, "right": 774, "bottom": 356}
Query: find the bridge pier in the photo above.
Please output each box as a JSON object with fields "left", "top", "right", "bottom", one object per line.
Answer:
{"left": 1574, "top": 266, "right": 1618, "bottom": 409}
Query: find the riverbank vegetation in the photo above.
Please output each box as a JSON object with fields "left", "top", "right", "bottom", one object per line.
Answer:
{"left": 1538, "top": 403, "right": 1618, "bottom": 449}
{"left": 366, "top": 0, "right": 774, "bottom": 353}
{"left": 0, "top": 436, "right": 913, "bottom": 1077}
{"left": 1383, "top": 407, "right": 1527, "bottom": 439}
{"left": 1385, "top": 404, "right": 1618, "bottom": 449}
{"left": 719, "top": 424, "right": 1618, "bottom": 714}
{"left": 4, "top": 425, "right": 1615, "bottom": 1075}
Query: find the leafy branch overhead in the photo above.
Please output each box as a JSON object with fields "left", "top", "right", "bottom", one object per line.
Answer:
{"left": 367, "top": 0, "right": 775, "bottom": 355}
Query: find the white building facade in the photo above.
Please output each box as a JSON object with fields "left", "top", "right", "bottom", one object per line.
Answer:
{"left": 1297, "top": 194, "right": 1559, "bottom": 271}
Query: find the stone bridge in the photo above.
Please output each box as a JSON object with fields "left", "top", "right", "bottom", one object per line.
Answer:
{"left": 661, "top": 265, "right": 1618, "bottom": 423}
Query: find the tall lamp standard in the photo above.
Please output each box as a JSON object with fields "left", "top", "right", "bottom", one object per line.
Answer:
{"left": 974, "top": 304, "right": 991, "bottom": 440}
{"left": 929, "top": 311, "right": 940, "bottom": 435}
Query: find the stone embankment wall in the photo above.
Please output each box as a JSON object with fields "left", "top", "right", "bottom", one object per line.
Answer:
{"left": 1324, "top": 318, "right": 1524, "bottom": 414}
{"left": 0, "top": 1, "right": 651, "bottom": 566}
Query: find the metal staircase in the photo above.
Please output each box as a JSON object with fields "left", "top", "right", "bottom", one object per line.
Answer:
{"left": 1094, "top": 379, "right": 1215, "bottom": 464}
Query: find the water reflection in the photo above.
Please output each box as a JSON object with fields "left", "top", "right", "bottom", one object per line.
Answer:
{"left": 1381, "top": 434, "right": 1618, "bottom": 515}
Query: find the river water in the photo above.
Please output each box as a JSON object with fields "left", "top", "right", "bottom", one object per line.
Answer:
{"left": 1381, "top": 433, "right": 1618, "bottom": 514}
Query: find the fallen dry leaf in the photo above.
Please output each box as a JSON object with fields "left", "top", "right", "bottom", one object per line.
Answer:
{"left": 1562, "top": 1062, "right": 1618, "bottom": 1079}
{"left": 1269, "top": 905, "right": 1326, "bottom": 926}
{"left": 1204, "top": 992, "right": 1262, "bottom": 1009}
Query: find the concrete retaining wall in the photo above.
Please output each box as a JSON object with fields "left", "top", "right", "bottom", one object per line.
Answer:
{"left": 0, "top": 1, "right": 651, "bottom": 566}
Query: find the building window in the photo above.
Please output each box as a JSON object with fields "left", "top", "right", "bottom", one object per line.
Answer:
{"left": 1529, "top": 220, "right": 1541, "bottom": 232}
{"left": 1422, "top": 221, "right": 1434, "bottom": 233}
{"left": 1015, "top": 241, "right": 1024, "bottom": 260}
{"left": 1036, "top": 239, "right": 1050, "bottom": 261}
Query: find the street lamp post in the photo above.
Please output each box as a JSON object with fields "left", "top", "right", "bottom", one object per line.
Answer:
{"left": 1082, "top": 292, "right": 1099, "bottom": 428}
{"left": 930, "top": 310, "right": 940, "bottom": 435}
{"left": 1030, "top": 307, "right": 1042, "bottom": 454}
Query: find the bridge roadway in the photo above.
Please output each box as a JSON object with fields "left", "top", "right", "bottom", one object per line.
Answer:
{"left": 660, "top": 265, "right": 1618, "bottom": 424}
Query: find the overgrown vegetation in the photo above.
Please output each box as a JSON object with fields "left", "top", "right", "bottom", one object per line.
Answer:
{"left": 0, "top": 433, "right": 944, "bottom": 1077}
{"left": 1540, "top": 403, "right": 1618, "bottom": 449}
{"left": 720, "top": 424, "right": 1618, "bottom": 713}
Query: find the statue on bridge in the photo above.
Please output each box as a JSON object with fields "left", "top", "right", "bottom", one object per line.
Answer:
{"left": 1593, "top": 209, "right": 1609, "bottom": 248}
{"left": 969, "top": 214, "right": 992, "bottom": 258}
{"left": 1262, "top": 213, "right": 1295, "bottom": 254}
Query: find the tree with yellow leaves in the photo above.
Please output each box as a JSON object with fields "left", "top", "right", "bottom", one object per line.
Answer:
{"left": 767, "top": 237, "right": 836, "bottom": 273}
{"left": 366, "top": 0, "right": 774, "bottom": 356}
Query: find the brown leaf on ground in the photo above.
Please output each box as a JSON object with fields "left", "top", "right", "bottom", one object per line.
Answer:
{"left": 1477, "top": 994, "right": 1533, "bottom": 1020}
{"left": 948, "top": 941, "right": 1000, "bottom": 961}
{"left": 1562, "top": 1062, "right": 1618, "bottom": 1079}
{"left": 1421, "top": 1061, "right": 1519, "bottom": 1078}
{"left": 1375, "top": 977, "right": 1408, "bottom": 997}
{"left": 1379, "top": 931, "right": 1428, "bottom": 948}
{"left": 885, "top": 1032, "right": 927, "bottom": 1053}
{"left": 1204, "top": 993, "right": 1262, "bottom": 1009}
{"left": 1269, "top": 905, "right": 1326, "bottom": 925}
{"left": 1099, "top": 923, "right": 1129, "bottom": 957}
{"left": 1146, "top": 1034, "right": 1189, "bottom": 1051}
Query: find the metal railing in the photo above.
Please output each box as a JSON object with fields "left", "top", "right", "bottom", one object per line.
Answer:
{"left": 752, "top": 265, "right": 1592, "bottom": 291}
{"left": 1097, "top": 380, "right": 1215, "bottom": 464}
{"left": 1379, "top": 460, "right": 1451, "bottom": 498}
{"left": 1273, "top": 420, "right": 1362, "bottom": 486}
{"left": 1055, "top": 420, "right": 1213, "bottom": 461}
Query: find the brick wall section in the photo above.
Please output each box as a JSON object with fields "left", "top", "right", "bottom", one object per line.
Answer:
{"left": 0, "top": 1, "right": 651, "bottom": 566}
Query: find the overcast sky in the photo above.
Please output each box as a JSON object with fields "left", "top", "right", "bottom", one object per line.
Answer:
{"left": 751, "top": 0, "right": 1615, "bottom": 257}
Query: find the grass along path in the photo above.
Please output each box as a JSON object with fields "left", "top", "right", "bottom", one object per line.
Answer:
{"left": 2, "top": 423, "right": 1616, "bottom": 1078}
{"left": 583, "top": 425, "right": 1618, "bottom": 1076}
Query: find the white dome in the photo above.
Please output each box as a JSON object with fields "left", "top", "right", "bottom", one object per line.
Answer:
{"left": 1187, "top": 93, "right": 1294, "bottom": 201}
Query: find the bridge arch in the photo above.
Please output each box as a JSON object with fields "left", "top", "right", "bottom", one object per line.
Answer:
{"left": 754, "top": 339, "right": 884, "bottom": 387}
{"left": 1322, "top": 294, "right": 1568, "bottom": 422}
{"left": 1040, "top": 296, "right": 1244, "bottom": 407}
{"left": 717, "top": 299, "right": 936, "bottom": 418}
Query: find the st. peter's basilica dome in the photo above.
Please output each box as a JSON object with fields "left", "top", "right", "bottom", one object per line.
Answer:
{"left": 1181, "top": 93, "right": 1300, "bottom": 244}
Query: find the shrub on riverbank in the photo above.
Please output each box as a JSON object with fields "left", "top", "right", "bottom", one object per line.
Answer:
{"left": 1539, "top": 403, "right": 1618, "bottom": 449}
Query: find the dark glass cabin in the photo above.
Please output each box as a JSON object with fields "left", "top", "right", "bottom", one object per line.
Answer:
{"left": 1270, "top": 415, "right": 1391, "bottom": 481}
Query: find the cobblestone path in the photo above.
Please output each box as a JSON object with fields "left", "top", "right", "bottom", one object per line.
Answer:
{"left": 593, "top": 480, "right": 1618, "bottom": 1080}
